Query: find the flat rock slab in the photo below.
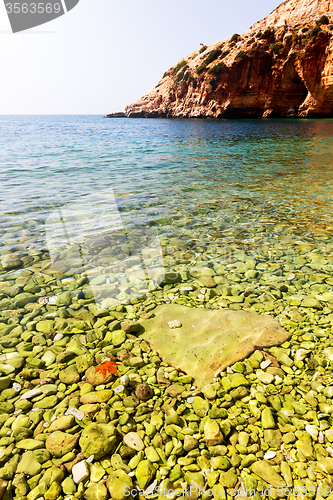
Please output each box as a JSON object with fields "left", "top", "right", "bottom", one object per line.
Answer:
{"left": 140, "top": 305, "right": 290, "bottom": 388}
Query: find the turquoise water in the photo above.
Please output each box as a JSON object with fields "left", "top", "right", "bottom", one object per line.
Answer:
{"left": 1, "top": 115, "right": 333, "bottom": 290}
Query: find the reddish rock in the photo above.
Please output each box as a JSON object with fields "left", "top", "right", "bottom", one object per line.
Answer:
{"left": 121, "top": 0, "right": 333, "bottom": 119}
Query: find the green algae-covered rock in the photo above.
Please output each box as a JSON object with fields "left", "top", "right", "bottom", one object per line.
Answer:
{"left": 44, "top": 482, "right": 62, "bottom": 500}
{"left": 45, "top": 431, "right": 79, "bottom": 458}
{"left": 17, "top": 451, "right": 42, "bottom": 476}
{"left": 107, "top": 470, "right": 133, "bottom": 500}
{"left": 135, "top": 460, "right": 156, "bottom": 489}
{"left": 79, "top": 423, "right": 118, "bottom": 460}
{"left": 59, "top": 365, "right": 80, "bottom": 385}
{"left": 192, "top": 396, "right": 210, "bottom": 418}
{"left": 140, "top": 304, "right": 290, "bottom": 388}
{"left": 85, "top": 482, "right": 109, "bottom": 500}
{"left": 251, "top": 461, "right": 286, "bottom": 487}
{"left": 184, "top": 471, "right": 205, "bottom": 490}
{"left": 48, "top": 415, "right": 74, "bottom": 432}
{"left": 261, "top": 408, "right": 275, "bottom": 429}
{"left": 204, "top": 419, "right": 223, "bottom": 446}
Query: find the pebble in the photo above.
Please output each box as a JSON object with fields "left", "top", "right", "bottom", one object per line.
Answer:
{"left": 168, "top": 320, "right": 182, "bottom": 328}
{"left": 20, "top": 388, "right": 42, "bottom": 399}
{"left": 263, "top": 451, "right": 276, "bottom": 459}
{"left": 65, "top": 408, "right": 85, "bottom": 421}
{"left": 72, "top": 460, "right": 89, "bottom": 483}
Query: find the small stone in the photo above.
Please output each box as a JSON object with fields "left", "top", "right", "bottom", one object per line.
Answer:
{"left": 135, "top": 460, "right": 156, "bottom": 489}
{"left": 85, "top": 483, "right": 108, "bottom": 500}
{"left": 135, "top": 384, "right": 154, "bottom": 401}
{"left": 107, "top": 470, "right": 133, "bottom": 500}
{"left": 46, "top": 431, "right": 79, "bottom": 458}
{"left": 112, "top": 330, "right": 126, "bottom": 346}
{"left": 79, "top": 423, "right": 118, "bottom": 460}
{"left": 44, "top": 482, "right": 62, "bottom": 500}
{"left": 48, "top": 415, "right": 75, "bottom": 432}
{"left": 168, "top": 320, "right": 182, "bottom": 328}
{"left": 204, "top": 419, "right": 223, "bottom": 446}
{"left": 202, "top": 384, "right": 217, "bottom": 399}
{"left": 53, "top": 333, "right": 63, "bottom": 342}
{"left": 183, "top": 435, "right": 199, "bottom": 452}
{"left": 16, "top": 439, "right": 44, "bottom": 451}
{"left": 260, "top": 359, "right": 272, "bottom": 369}
{"left": 17, "top": 451, "right": 41, "bottom": 476}
{"left": 72, "top": 459, "right": 89, "bottom": 484}
{"left": 120, "top": 375, "right": 129, "bottom": 387}
{"left": 123, "top": 432, "right": 144, "bottom": 451}
{"left": 256, "top": 370, "right": 274, "bottom": 384}
{"left": 230, "top": 373, "right": 249, "bottom": 387}
{"left": 145, "top": 446, "right": 160, "bottom": 462}
{"left": 65, "top": 407, "right": 85, "bottom": 421}
{"left": 61, "top": 476, "right": 77, "bottom": 495}
{"left": 59, "top": 365, "right": 80, "bottom": 385}
{"left": 251, "top": 461, "right": 286, "bottom": 487}
{"left": 262, "top": 408, "right": 275, "bottom": 429}
{"left": 264, "top": 451, "right": 276, "bottom": 460}
{"left": 20, "top": 388, "right": 42, "bottom": 400}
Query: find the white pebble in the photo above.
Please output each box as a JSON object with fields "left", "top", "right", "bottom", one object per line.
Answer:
{"left": 54, "top": 333, "right": 63, "bottom": 342}
{"left": 264, "top": 451, "right": 276, "bottom": 459}
{"left": 144, "top": 479, "right": 158, "bottom": 496}
{"left": 120, "top": 375, "right": 129, "bottom": 387}
{"left": 13, "top": 383, "right": 21, "bottom": 392}
{"left": 13, "top": 410, "right": 22, "bottom": 415}
{"left": 180, "top": 287, "right": 193, "bottom": 291}
{"left": 187, "top": 397, "right": 195, "bottom": 404}
{"left": 287, "top": 273, "right": 295, "bottom": 280}
{"left": 65, "top": 408, "right": 85, "bottom": 421}
{"left": 86, "top": 455, "right": 94, "bottom": 463}
{"left": 164, "top": 372, "right": 169, "bottom": 379}
{"left": 20, "top": 388, "right": 42, "bottom": 400}
{"left": 48, "top": 296, "right": 57, "bottom": 305}
{"left": 295, "top": 349, "right": 308, "bottom": 361}
{"left": 114, "top": 384, "right": 125, "bottom": 394}
{"left": 168, "top": 320, "right": 182, "bottom": 329}
{"left": 72, "top": 460, "right": 89, "bottom": 484}
{"left": 319, "top": 431, "right": 325, "bottom": 444}
{"left": 260, "top": 360, "right": 272, "bottom": 369}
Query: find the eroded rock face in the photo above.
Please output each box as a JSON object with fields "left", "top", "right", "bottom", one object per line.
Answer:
{"left": 118, "top": 0, "right": 333, "bottom": 118}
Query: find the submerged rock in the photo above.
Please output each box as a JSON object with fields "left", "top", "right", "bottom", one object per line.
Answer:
{"left": 140, "top": 304, "right": 290, "bottom": 387}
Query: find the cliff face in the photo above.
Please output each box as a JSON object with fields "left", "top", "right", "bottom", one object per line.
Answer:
{"left": 118, "top": 0, "right": 333, "bottom": 118}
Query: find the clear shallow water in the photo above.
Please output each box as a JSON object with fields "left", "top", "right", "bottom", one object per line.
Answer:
{"left": 1, "top": 115, "right": 333, "bottom": 294}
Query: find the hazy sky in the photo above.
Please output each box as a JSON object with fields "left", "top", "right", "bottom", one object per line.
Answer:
{"left": 0, "top": 0, "right": 278, "bottom": 114}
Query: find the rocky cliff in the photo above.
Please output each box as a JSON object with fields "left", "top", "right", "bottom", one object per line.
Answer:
{"left": 110, "top": 0, "right": 333, "bottom": 118}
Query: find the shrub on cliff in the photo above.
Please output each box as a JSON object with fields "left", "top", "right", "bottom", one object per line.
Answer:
{"left": 260, "top": 27, "right": 275, "bottom": 39}
{"left": 173, "top": 60, "right": 187, "bottom": 75}
{"left": 175, "top": 65, "right": 189, "bottom": 83}
{"left": 230, "top": 33, "right": 240, "bottom": 43}
{"left": 210, "top": 61, "right": 226, "bottom": 74}
{"left": 196, "top": 49, "right": 222, "bottom": 74}
{"left": 199, "top": 45, "right": 207, "bottom": 54}
{"left": 306, "top": 26, "right": 320, "bottom": 42}
{"left": 316, "top": 15, "right": 329, "bottom": 26}
{"left": 221, "top": 50, "right": 230, "bottom": 59}
{"left": 271, "top": 42, "right": 284, "bottom": 55}
{"left": 234, "top": 50, "right": 246, "bottom": 61}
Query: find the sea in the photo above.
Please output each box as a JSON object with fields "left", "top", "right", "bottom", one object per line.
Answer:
{"left": 1, "top": 115, "right": 333, "bottom": 311}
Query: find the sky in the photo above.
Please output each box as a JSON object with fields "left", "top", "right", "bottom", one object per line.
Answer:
{"left": 0, "top": 0, "right": 279, "bottom": 114}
